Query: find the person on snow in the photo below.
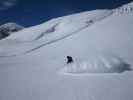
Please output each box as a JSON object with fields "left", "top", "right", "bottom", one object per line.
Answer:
{"left": 66, "top": 56, "right": 73, "bottom": 64}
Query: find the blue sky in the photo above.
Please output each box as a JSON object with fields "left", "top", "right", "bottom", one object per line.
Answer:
{"left": 0, "top": 0, "right": 132, "bottom": 26}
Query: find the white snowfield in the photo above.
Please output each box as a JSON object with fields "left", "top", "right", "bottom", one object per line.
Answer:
{"left": 0, "top": 2, "right": 133, "bottom": 100}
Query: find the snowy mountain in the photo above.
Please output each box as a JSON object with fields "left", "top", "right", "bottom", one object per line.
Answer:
{"left": 0, "top": 10, "right": 114, "bottom": 56}
{"left": 115, "top": 1, "right": 133, "bottom": 14}
{"left": 0, "top": 22, "right": 24, "bottom": 40}
{"left": 0, "top": 2, "right": 133, "bottom": 100}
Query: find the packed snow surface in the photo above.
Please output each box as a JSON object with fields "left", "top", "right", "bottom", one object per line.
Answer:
{"left": 0, "top": 2, "right": 133, "bottom": 100}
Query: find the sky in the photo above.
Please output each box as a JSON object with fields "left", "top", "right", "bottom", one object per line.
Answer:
{"left": 0, "top": 0, "right": 133, "bottom": 27}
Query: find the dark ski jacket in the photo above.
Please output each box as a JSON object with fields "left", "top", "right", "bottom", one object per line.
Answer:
{"left": 67, "top": 56, "right": 73, "bottom": 64}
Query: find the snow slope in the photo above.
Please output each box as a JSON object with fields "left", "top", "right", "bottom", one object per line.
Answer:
{"left": 0, "top": 10, "right": 113, "bottom": 56}
{"left": 0, "top": 2, "right": 133, "bottom": 100}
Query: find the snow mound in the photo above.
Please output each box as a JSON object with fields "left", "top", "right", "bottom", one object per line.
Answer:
{"left": 60, "top": 54, "right": 131, "bottom": 75}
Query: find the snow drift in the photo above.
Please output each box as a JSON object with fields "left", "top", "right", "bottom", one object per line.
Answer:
{"left": 60, "top": 53, "right": 131, "bottom": 75}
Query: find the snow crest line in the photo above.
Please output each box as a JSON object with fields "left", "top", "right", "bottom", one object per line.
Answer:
{"left": 0, "top": 10, "right": 113, "bottom": 57}
{"left": 23, "top": 11, "right": 114, "bottom": 55}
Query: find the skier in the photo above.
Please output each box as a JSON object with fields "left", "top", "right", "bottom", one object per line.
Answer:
{"left": 66, "top": 56, "right": 73, "bottom": 64}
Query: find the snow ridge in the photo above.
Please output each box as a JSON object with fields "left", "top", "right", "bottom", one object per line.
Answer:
{"left": 114, "top": 2, "right": 133, "bottom": 14}
{"left": 0, "top": 10, "right": 113, "bottom": 57}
